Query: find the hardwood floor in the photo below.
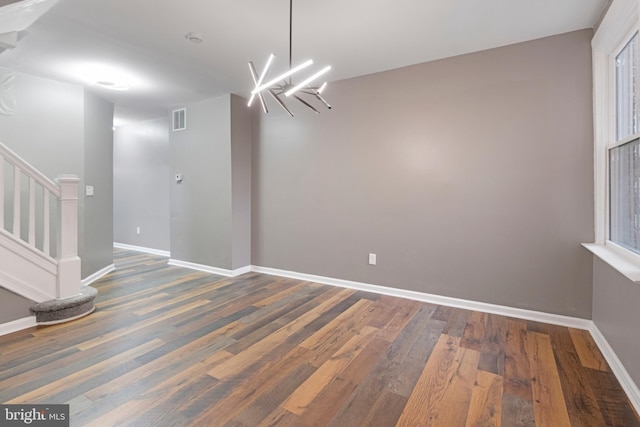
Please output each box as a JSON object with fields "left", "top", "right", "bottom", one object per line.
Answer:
{"left": 1, "top": 249, "right": 639, "bottom": 426}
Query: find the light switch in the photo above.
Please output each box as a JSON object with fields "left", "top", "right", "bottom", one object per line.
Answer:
{"left": 86, "top": 186, "right": 94, "bottom": 196}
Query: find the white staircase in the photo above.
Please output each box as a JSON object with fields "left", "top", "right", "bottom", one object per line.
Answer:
{"left": 0, "top": 142, "right": 81, "bottom": 304}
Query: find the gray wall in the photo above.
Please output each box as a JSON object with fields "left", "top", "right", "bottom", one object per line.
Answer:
{"left": 230, "top": 94, "right": 252, "bottom": 269}
{"left": 0, "top": 73, "right": 84, "bottom": 179}
{"left": 170, "top": 95, "right": 233, "bottom": 268}
{"left": 82, "top": 90, "right": 114, "bottom": 277}
{"left": 252, "top": 29, "right": 595, "bottom": 318}
{"left": 0, "top": 288, "right": 32, "bottom": 323}
{"left": 592, "top": 257, "right": 640, "bottom": 387}
{"left": 114, "top": 118, "right": 170, "bottom": 251}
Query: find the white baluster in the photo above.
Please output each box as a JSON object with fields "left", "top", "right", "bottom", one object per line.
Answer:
{"left": 13, "top": 166, "right": 20, "bottom": 238}
{"left": 29, "top": 177, "right": 35, "bottom": 246}
{"left": 43, "top": 189, "right": 50, "bottom": 256}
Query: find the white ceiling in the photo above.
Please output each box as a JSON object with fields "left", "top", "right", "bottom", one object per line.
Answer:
{"left": 0, "top": 0, "right": 609, "bottom": 125}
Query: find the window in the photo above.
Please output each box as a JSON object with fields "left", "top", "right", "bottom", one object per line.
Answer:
{"left": 609, "top": 33, "right": 640, "bottom": 254}
{"left": 610, "top": 138, "right": 640, "bottom": 253}
{"left": 616, "top": 33, "right": 639, "bottom": 141}
{"left": 588, "top": 0, "right": 640, "bottom": 281}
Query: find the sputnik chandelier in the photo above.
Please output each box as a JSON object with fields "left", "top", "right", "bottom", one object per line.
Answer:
{"left": 248, "top": 0, "right": 331, "bottom": 117}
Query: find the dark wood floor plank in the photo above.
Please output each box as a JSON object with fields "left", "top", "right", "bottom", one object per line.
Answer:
{"left": 0, "top": 250, "right": 637, "bottom": 427}
{"left": 461, "top": 310, "right": 488, "bottom": 351}
{"left": 478, "top": 313, "right": 506, "bottom": 375}
{"left": 327, "top": 354, "right": 401, "bottom": 427}
{"left": 542, "top": 324, "right": 607, "bottom": 426}
{"left": 441, "top": 307, "right": 472, "bottom": 338}
{"left": 503, "top": 318, "right": 532, "bottom": 400}
{"left": 224, "top": 362, "right": 317, "bottom": 427}
{"left": 501, "top": 393, "right": 536, "bottom": 427}
{"left": 584, "top": 367, "right": 640, "bottom": 427}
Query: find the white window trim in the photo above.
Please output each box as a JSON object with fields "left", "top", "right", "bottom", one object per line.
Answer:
{"left": 587, "top": 0, "right": 640, "bottom": 282}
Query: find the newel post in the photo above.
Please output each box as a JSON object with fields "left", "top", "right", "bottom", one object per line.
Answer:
{"left": 56, "top": 175, "right": 81, "bottom": 299}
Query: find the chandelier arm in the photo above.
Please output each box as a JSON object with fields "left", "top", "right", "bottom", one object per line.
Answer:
{"left": 248, "top": 62, "right": 268, "bottom": 113}
{"left": 293, "top": 94, "right": 320, "bottom": 114}
{"left": 257, "top": 90, "right": 269, "bottom": 113}
{"left": 268, "top": 89, "right": 294, "bottom": 117}
{"left": 312, "top": 91, "right": 332, "bottom": 109}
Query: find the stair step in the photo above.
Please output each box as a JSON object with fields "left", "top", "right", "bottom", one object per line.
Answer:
{"left": 30, "top": 286, "right": 98, "bottom": 325}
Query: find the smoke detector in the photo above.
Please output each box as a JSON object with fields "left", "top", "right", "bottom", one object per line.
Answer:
{"left": 184, "top": 32, "right": 203, "bottom": 44}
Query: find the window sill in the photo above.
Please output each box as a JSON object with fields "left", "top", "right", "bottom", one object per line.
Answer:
{"left": 583, "top": 243, "right": 640, "bottom": 283}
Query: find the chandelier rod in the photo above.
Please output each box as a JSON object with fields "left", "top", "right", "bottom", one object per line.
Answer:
{"left": 289, "top": 0, "right": 293, "bottom": 82}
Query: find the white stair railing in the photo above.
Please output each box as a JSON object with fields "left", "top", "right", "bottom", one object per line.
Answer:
{"left": 0, "top": 142, "right": 80, "bottom": 301}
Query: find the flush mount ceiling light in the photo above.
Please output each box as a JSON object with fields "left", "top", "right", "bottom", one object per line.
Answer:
{"left": 95, "top": 80, "right": 130, "bottom": 91}
{"left": 248, "top": 0, "right": 331, "bottom": 117}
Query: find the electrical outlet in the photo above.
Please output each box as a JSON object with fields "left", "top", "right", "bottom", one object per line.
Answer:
{"left": 368, "top": 253, "right": 377, "bottom": 265}
{"left": 136, "top": 227, "right": 141, "bottom": 235}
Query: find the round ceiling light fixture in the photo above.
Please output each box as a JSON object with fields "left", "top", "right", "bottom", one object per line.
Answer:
{"left": 95, "top": 80, "right": 130, "bottom": 91}
{"left": 185, "top": 32, "right": 204, "bottom": 44}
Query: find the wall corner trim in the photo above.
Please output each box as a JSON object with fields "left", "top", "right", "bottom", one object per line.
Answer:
{"left": 113, "top": 243, "right": 170, "bottom": 258}
{"left": 0, "top": 316, "right": 36, "bottom": 337}
{"left": 168, "top": 259, "right": 250, "bottom": 277}
{"left": 81, "top": 263, "right": 115, "bottom": 287}
{"left": 589, "top": 323, "right": 640, "bottom": 414}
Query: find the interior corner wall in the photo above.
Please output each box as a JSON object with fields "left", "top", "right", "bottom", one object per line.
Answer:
{"left": 83, "top": 91, "right": 114, "bottom": 277}
{"left": 230, "top": 94, "right": 252, "bottom": 269}
{"left": 169, "top": 95, "right": 233, "bottom": 269}
{"left": 0, "top": 72, "right": 114, "bottom": 285}
{"left": 252, "top": 29, "right": 595, "bottom": 318}
{"left": 592, "top": 257, "right": 640, "bottom": 387}
{"left": 114, "top": 118, "right": 170, "bottom": 251}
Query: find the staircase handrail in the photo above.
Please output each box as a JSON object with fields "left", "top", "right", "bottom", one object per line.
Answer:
{"left": 0, "top": 142, "right": 61, "bottom": 197}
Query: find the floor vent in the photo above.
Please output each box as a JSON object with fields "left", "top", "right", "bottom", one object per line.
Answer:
{"left": 172, "top": 108, "right": 186, "bottom": 131}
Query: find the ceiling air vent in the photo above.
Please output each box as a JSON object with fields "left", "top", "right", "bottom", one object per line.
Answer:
{"left": 172, "top": 108, "right": 186, "bottom": 131}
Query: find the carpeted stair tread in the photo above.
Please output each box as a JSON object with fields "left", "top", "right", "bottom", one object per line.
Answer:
{"left": 30, "top": 286, "right": 98, "bottom": 324}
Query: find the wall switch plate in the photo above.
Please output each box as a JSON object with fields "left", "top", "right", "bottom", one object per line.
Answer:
{"left": 368, "top": 253, "right": 377, "bottom": 265}
{"left": 136, "top": 227, "right": 141, "bottom": 235}
{"left": 175, "top": 174, "right": 183, "bottom": 183}
{"left": 85, "top": 185, "right": 94, "bottom": 196}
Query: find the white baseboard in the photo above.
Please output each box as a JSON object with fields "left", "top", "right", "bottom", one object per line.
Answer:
{"left": 81, "top": 264, "right": 115, "bottom": 287}
{"left": 252, "top": 265, "right": 639, "bottom": 414}
{"left": 0, "top": 316, "right": 37, "bottom": 336}
{"left": 250, "top": 266, "right": 592, "bottom": 330}
{"left": 168, "top": 259, "right": 251, "bottom": 277}
{"left": 113, "top": 242, "right": 170, "bottom": 257}
{"left": 589, "top": 323, "right": 640, "bottom": 414}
